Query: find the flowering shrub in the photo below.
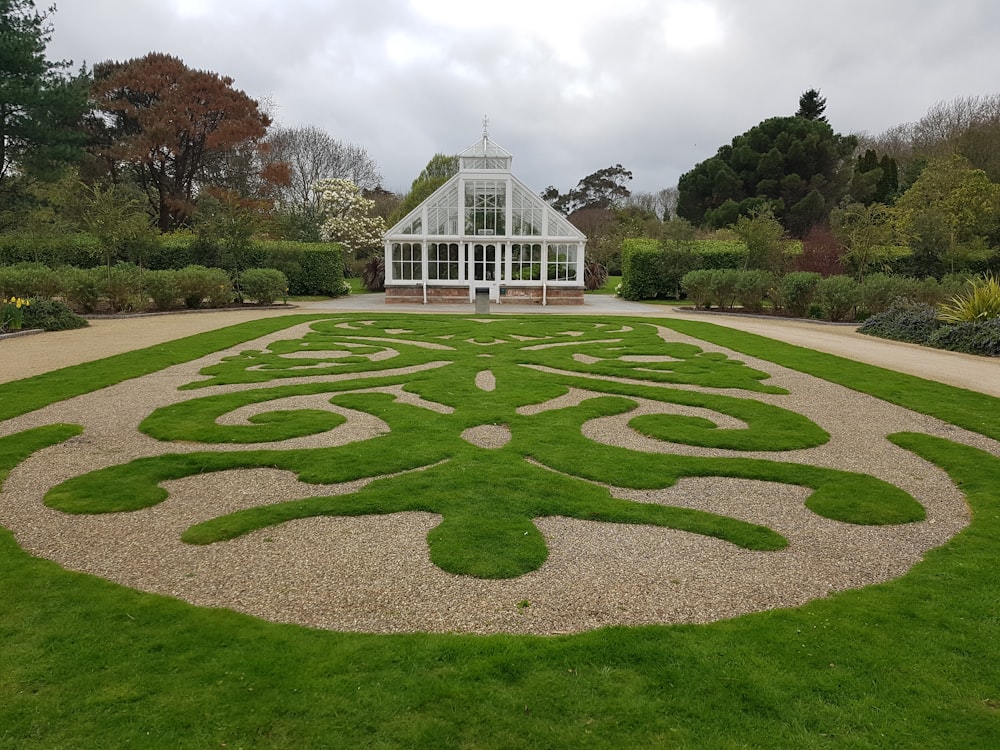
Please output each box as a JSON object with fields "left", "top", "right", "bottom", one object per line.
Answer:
{"left": 1, "top": 296, "right": 30, "bottom": 332}
{"left": 314, "top": 178, "right": 386, "bottom": 254}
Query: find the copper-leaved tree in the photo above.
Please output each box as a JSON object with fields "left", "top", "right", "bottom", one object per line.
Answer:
{"left": 91, "top": 52, "right": 272, "bottom": 231}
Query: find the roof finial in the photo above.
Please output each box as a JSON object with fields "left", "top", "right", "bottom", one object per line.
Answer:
{"left": 482, "top": 114, "right": 490, "bottom": 141}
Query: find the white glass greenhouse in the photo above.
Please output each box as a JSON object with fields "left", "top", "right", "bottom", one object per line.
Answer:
{"left": 383, "top": 134, "right": 587, "bottom": 304}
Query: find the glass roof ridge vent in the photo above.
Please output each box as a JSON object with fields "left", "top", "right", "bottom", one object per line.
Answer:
{"left": 459, "top": 135, "right": 513, "bottom": 172}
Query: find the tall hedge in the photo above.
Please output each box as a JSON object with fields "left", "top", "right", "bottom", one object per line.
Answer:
{"left": 619, "top": 238, "right": 748, "bottom": 300}
{"left": 619, "top": 239, "right": 662, "bottom": 300}
{"left": 0, "top": 233, "right": 345, "bottom": 296}
{"left": 0, "top": 233, "right": 103, "bottom": 267}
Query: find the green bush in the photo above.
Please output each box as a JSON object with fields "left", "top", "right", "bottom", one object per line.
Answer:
{"left": 909, "top": 277, "right": 943, "bottom": 306}
{"left": 695, "top": 240, "right": 749, "bottom": 270}
{"left": 103, "top": 263, "right": 145, "bottom": 313}
{"left": 680, "top": 269, "right": 716, "bottom": 308}
{"left": 858, "top": 273, "right": 912, "bottom": 316}
{"left": 709, "top": 268, "right": 740, "bottom": 310}
{"left": 0, "top": 262, "right": 61, "bottom": 298}
{"left": 620, "top": 239, "right": 663, "bottom": 300}
{"left": 815, "top": 275, "right": 859, "bottom": 321}
{"left": 146, "top": 232, "right": 198, "bottom": 270}
{"left": 71, "top": 233, "right": 345, "bottom": 297}
{"left": 176, "top": 266, "right": 232, "bottom": 309}
{"left": 774, "top": 271, "right": 821, "bottom": 317}
{"left": 260, "top": 241, "right": 345, "bottom": 296}
{"left": 858, "top": 301, "right": 941, "bottom": 344}
{"left": 20, "top": 297, "right": 88, "bottom": 331}
{"left": 734, "top": 270, "right": 776, "bottom": 312}
{"left": 58, "top": 267, "right": 103, "bottom": 313}
{"left": 239, "top": 268, "right": 288, "bottom": 305}
{"left": 927, "top": 318, "right": 1000, "bottom": 356}
{"left": 0, "top": 232, "right": 103, "bottom": 268}
{"left": 143, "top": 270, "right": 182, "bottom": 311}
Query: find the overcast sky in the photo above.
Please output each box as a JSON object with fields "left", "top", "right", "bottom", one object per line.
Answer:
{"left": 47, "top": 0, "right": 1000, "bottom": 195}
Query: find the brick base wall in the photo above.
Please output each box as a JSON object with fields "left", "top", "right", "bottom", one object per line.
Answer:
{"left": 385, "top": 285, "right": 585, "bottom": 305}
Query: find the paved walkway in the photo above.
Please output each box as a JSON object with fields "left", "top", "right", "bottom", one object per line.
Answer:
{"left": 2, "top": 294, "right": 998, "bottom": 397}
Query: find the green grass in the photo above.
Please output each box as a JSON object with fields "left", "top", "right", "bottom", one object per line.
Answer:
{"left": 2, "top": 313, "right": 1000, "bottom": 748}
{"left": 345, "top": 277, "right": 377, "bottom": 294}
{"left": 587, "top": 274, "right": 621, "bottom": 295}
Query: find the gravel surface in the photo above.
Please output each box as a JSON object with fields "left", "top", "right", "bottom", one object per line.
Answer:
{"left": 1, "top": 312, "right": 997, "bottom": 635}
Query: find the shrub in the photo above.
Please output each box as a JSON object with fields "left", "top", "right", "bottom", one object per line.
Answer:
{"left": 0, "top": 232, "right": 103, "bottom": 268}
{"left": 858, "top": 302, "right": 941, "bottom": 344}
{"left": 927, "top": 318, "right": 1000, "bottom": 356}
{"left": 775, "top": 271, "right": 821, "bottom": 317}
{"left": 239, "top": 268, "right": 288, "bottom": 305}
{"left": 58, "top": 267, "right": 103, "bottom": 313}
{"left": 680, "top": 269, "right": 716, "bottom": 308}
{"left": 584, "top": 260, "right": 609, "bottom": 291}
{"left": 620, "top": 238, "right": 664, "bottom": 300}
{"left": 176, "top": 265, "right": 232, "bottom": 309}
{"left": 0, "top": 262, "right": 61, "bottom": 298}
{"left": 709, "top": 268, "right": 740, "bottom": 310}
{"left": 262, "top": 241, "right": 345, "bottom": 296}
{"left": 695, "top": 240, "right": 748, "bottom": 270}
{"left": 858, "top": 273, "right": 911, "bottom": 316}
{"left": 938, "top": 274, "right": 1000, "bottom": 323}
{"left": 360, "top": 255, "right": 384, "bottom": 292}
{"left": 143, "top": 270, "right": 182, "bottom": 311}
{"left": 734, "top": 270, "right": 776, "bottom": 312}
{"left": 940, "top": 273, "right": 970, "bottom": 302}
{"left": 20, "top": 298, "right": 88, "bottom": 331}
{"left": 814, "top": 275, "right": 859, "bottom": 321}
{"left": 657, "top": 243, "right": 702, "bottom": 298}
{"left": 103, "top": 263, "right": 144, "bottom": 313}
{"left": 909, "top": 277, "right": 943, "bottom": 306}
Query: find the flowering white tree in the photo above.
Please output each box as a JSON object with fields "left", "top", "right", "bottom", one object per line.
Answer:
{"left": 314, "top": 178, "right": 385, "bottom": 254}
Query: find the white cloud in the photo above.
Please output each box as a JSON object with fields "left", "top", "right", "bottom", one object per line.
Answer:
{"left": 661, "top": 1, "right": 725, "bottom": 52}
{"left": 44, "top": 0, "right": 1000, "bottom": 194}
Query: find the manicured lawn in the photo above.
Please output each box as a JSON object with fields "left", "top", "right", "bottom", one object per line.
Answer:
{"left": 2, "top": 313, "right": 999, "bottom": 749}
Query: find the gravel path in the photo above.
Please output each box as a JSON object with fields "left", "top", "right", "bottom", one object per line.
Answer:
{"left": 1, "top": 303, "right": 998, "bottom": 635}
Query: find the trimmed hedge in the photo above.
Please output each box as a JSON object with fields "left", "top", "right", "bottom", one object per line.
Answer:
{"left": 0, "top": 233, "right": 103, "bottom": 268}
{"left": 0, "top": 234, "right": 345, "bottom": 297}
{"left": 619, "top": 238, "right": 803, "bottom": 301}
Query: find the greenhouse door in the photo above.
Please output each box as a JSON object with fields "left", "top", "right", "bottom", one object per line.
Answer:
{"left": 469, "top": 242, "right": 505, "bottom": 301}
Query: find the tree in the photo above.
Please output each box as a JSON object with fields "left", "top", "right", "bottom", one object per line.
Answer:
{"left": 315, "top": 178, "right": 386, "bottom": 256}
{"left": 388, "top": 153, "right": 458, "bottom": 225}
{"left": 732, "top": 206, "right": 787, "bottom": 271}
{"left": 266, "top": 125, "right": 382, "bottom": 208}
{"left": 830, "top": 202, "right": 895, "bottom": 281}
{"left": 862, "top": 94, "right": 1000, "bottom": 184}
{"left": 796, "top": 88, "right": 827, "bottom": 122}
{"left": 624, "top": 187, "right": 678, "bottom": 221}
{"left": 0, "top": 0, "right": 88, "bottom": 210}
{"left": 542, "top": 164, "right": 632, "bottom": 214}
{"left": 677, "top": 99, "right": 856, "bottom": 236}
{"left": 91, "top": 52, "right": 272, "bottom": 231}
{"left": 893, "top": 155, "right": 1000, "bottom": 274}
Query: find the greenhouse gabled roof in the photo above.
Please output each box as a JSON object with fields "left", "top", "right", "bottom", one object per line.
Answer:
{"left": 385, "top": 132, "right": 585, "bottom": 241}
